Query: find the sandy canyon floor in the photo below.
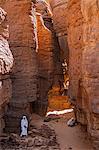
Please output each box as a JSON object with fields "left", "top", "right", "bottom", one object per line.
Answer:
{"left": 31, "top": 112, "right": 93, "bottom": 150}
{"left": 0, "top": 112, "right": 93, "bottom": 150}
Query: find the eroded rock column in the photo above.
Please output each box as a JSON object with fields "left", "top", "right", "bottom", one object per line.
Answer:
{"left": 0, "top": 7, "right": 13, "bottom": 134}
{"left": 3, "top": 0, "right": 38, "bottom": 133}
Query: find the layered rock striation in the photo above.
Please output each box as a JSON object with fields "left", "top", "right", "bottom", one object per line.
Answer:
{"left": 0, "top": 0, "right": 63, "bottom": 133}
{"left": 67, "top": 1, "right": 99, "bottom": 147}
{"left": 50, "top": 0, "right": 69, "bottom": 63}
{"left": 66, "top": 0, "right": 99, "bottom": 147}
{"left": 0, "top": 7, "right": 13, "bottom": 134}
{"left": 0, "top": 1, "right": 98, "bottom": 148}
{"left": 34, "top": 0, "right": 63, "bottom": 115}
{"left": 81, "top": 0, "right": 99, "bottom": 148}
{"left": 50, "top": 0, "right": 99, "bottom": 148}
{"left": 3, "top": 0, "right": 38, "bottom": 133}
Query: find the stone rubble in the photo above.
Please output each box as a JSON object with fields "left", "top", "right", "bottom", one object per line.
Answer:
{"left": 0, "top": 124, "right": 60, "bottom": 150}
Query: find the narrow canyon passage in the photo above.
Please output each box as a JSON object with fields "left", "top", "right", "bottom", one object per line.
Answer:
{"left": 31, "top": 113, "right": 93, "bottom": 150}
{"left": 0, "top": 0, "right": 98, "bottom": 150}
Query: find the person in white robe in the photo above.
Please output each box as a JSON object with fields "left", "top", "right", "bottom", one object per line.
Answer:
{"left": 20, "top": 116, "right": 28, "bottom": 137}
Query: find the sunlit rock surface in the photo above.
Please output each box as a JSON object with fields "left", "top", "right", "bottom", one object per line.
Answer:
{"left": 50, "top": 0, "right": 99, "bottom": 148}
{"left": 34, "top": 0, "right": 63, "bottom": 116}
{"left": 67, "top": 0, "right": 99, "bottom": 147}
{"left": 0, "top": 7, "right": 13, "bottom": 74}
{"left": 0, "top": 1, "right": 98, "bottom": 148}
{"left": 68, "top": 0, "right": 99, "bottom": 146}
{"left": 0, "top": 7, "right": 13, "bottom": 134}
{"left": 3, "top": 0, "right": 38, "bottom": 133}
{"left": 0, "top": 0, "right": 63, "bottom": 132}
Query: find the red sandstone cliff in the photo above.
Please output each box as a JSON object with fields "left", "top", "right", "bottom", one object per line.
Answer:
{"left": 0, "top": 7, "right": 13, "bottom": 134}
{"left": 50, "top": 0, "right": 99, "bottom": 148}
{"left": 3, "top": 0, "right": 38, "bottom": 133}
{"left": 0, "top": 1, "right": 98, "bottom": 148}
{"left": 81, "top": 1, "right": 99, "bottom": 148}
{"left": 1, "top": 0, "right": 63, "bottom": 133}
{"left": 34, "top": 0, "right": 63, "bottom": 115}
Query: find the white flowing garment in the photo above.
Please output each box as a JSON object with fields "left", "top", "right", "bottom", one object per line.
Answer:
{"left": 20, "top": 116, "right": 28, "bottom": 136}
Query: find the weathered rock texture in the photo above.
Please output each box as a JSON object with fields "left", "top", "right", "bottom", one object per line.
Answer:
{"left": 81, "top": 1, "right": 99, "bottom": 148}
{"left": 67, "top": 0, "right": 99, "bottom": 148}
{"left": 50, "top": 0, "right": 69, "bottom": 63}
{"left": 0, "top": 0, "right": 63, "bottom": 133}
{"left": 67, "top": 0, "right": 83, "bottom": 102}
{"left": 34, "top": 0, "right": 63, "bottom": 115}
{"left": 50, "top": 0, "right": 99, "bottom": 148}
{"left": 3, "top": 0, "right": 38, "bottom": 133}
{"left": 0, "top": 7, "right": 13, "bottom": 134}
{"left": 36, "top": 13, "right": 54, "bottom": 115}
{"left": 0, "top": 1, "right": 98, "bottom": 148}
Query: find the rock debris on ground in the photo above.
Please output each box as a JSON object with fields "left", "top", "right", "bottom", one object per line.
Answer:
{"left": 0, "top": 124, "right": 60, "bottom": 150}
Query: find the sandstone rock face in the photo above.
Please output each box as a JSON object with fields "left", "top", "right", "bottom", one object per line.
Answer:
{"left": 0, "top": 7, "right": 13, "bottom": 134}
{"left": 0, "top": 7, "right": 13, "bottom": 75}
{"left": 36, "top": 13, "right": 54, "bottom": 115}
{"left": 36, "top": 0, "right": 52, "bottom": 18}
{"left": 50, "top": 0, "right": 68, "bottom": 35}
{"left": 67, "top": 0, "right": 83, "bottom": 102}
{"left": 50, "top": 0, "right": 69, "bottom": 63}
{"left": 50, "top": 0, "right": 99, "bottom": 147}
{"left": 0, "top": 0, "right": 63, "bottom": 133}
{"left": 81, "top": 0, "right": 99, "bottom": 148}
{"left": 67, "top": 0, "right": 99, "bottom": 147}
{"left": 3, "top": 0, "right": 38, "bottom": 133}
{"left": 0, "top": 1, "right": 98, "bottom": 148}
{"left": 34, "top": 0, "right": 63, "bottom": 115}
